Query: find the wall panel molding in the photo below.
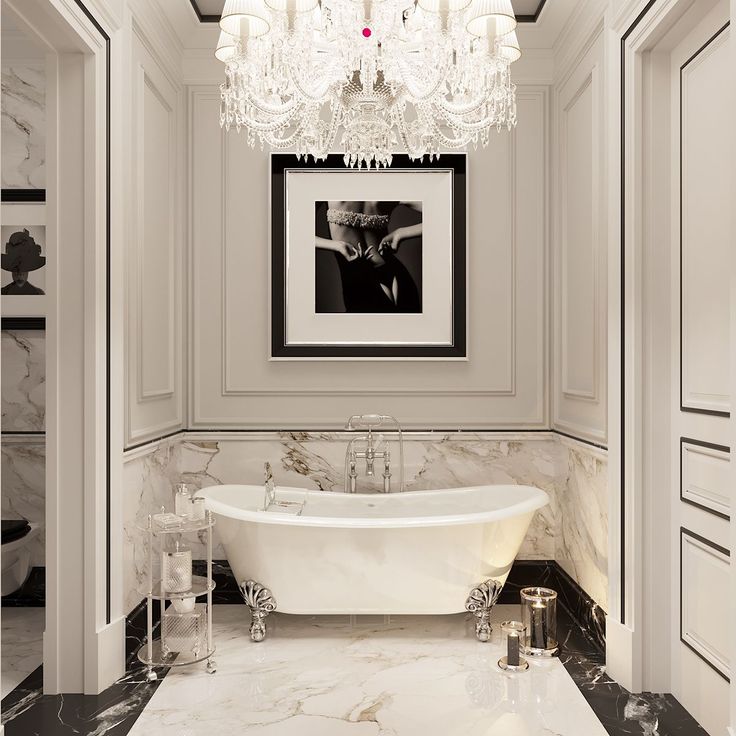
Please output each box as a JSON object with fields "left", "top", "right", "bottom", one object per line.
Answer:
{"left": 680, "top": 527, "right": 731, "bottom": 681}
{"left": 679, "top": 23, "right": 731, "bottom": 417}
{"left": 552, "top": 29, "right": 607, "bottom": 446}
{"left": 125, "top": 26, "right": 184, "bottom": 447}
{"left": 680, "top": 437, "right": 730, "bottom": 520}
{"left": 189, "top": 86, "right": 549, "bottom": 429}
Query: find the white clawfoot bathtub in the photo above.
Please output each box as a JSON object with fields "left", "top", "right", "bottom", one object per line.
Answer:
{"left": 196, "top": 484, "right": 548, "bottom": 639}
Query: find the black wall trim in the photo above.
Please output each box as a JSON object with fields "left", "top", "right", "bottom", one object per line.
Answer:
{"left": 1, "top": 317, "right": 45, "bottom": 330}
{"left": 679, "top": 436, "right": 730, "bottom": 520}
{"left": 72, "top": 0, "right": 112, "bottom": 626}
{"left": 188, "top": 0, "right": 221, "bottom": 23}
{"left": 678, "top": 22, "right": 731, "bottom": 419}
{"left": 679, "top": 527, "right": 730, "bottom": 682}
{"left": 189, "top": 0, "right": 548, "bottom": 23}
{"left": 516, "top": 0, "right": 548, "bottom": 23}
{"left": 552, "top": 429, "right": 607, "bottom": 451}
{"left": 620, "top": 0, "right": 658, "bottom": 626}
{"left": 1, "top": 189, "right": 46, "bottom": 202}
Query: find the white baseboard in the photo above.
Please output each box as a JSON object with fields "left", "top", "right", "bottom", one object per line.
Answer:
{"left": 84, "top": 616, "right": 126, "bottom": 695}
{"left": 606, "top": 616, "right": 641, "bottom": 693}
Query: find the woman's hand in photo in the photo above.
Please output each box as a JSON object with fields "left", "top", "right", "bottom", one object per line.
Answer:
{"left": 335, "top": 241, "right": 363, "bottom": 262}
{"left": 379, "top": 230, "right": 402, "bottom": 254}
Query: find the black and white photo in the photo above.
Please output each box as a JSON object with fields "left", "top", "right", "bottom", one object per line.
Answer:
{"left": 0, "top": 202, "right": 47, "bottom": 317}
{"left": 1, "top": 225, "right": 46, "bottom": 295}
{"left": 271, "top": 153, "right": 467, "bottom": 359}
{"left": 315, "top": 200, "right": 423, "bottom": 314}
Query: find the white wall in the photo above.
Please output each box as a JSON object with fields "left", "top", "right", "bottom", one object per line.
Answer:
{"left": 188, "top": 86, "right": 549, "bottom": 430}
{"left": 124, "top": 7, "right": 186, "bottom": 448}
{"left": 552, "top": 20, "right": 608, "bottom": 446}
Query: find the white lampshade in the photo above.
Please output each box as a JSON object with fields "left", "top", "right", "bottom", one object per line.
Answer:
{"left": 498, "top": 30, "right": 521, "bottom": 62}
{"left": 417, "top": 0, "right": 472, "bottom": 13}
{"left": 215, "top": 30, "right": 238, "bottom": 62}
{"left": 220, "top": 0, "right": 270, "bottom": 37}
{"left": 265, "top": 0, "right": 318, "bottom": 12}
{"left": 466, "top": 0, "right": 516, "bottom": 38}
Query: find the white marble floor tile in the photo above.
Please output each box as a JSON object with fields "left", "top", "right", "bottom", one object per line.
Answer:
{"left": 128, "top": 605, "right": 607, "bottom": 736}
{"left": 1, "top": 607, "right": 44, "bottom": 698}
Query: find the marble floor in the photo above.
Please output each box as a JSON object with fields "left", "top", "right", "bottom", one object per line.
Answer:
{"left": 1, "top": 607, "right": 44, "bottom": 698}
{"left": 128, "top": 605, "right": 608, "bottom": 736}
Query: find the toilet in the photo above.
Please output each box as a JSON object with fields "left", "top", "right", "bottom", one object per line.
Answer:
{"left": 1, "top": 519, "right": 40, "bottom": 596}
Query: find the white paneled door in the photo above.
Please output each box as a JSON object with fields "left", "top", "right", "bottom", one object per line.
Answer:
{"left": 671, "top": 8, "right": 731, "bottom": 734}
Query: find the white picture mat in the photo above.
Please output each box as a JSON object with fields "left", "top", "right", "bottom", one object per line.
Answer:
{"left": 284, "top": 169, "right": 454, "bottom": 346}
{"left": 1, "top": 203, "right": 47, "bottom": 318}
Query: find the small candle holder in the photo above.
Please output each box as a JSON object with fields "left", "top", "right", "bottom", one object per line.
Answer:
{"left": 498, "top": 620, "right": 529, "bottom": 671}
{"left": 521, "top": 587, "right": 558, "bottom": 657}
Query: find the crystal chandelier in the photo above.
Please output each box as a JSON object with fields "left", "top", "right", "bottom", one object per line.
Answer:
{"left": 216, "top": 0, "right": 521, "bottom": 167}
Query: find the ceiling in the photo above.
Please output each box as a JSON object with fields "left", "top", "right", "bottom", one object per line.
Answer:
{"left": 189, "top": 0, "right": 548, "bottom": 22}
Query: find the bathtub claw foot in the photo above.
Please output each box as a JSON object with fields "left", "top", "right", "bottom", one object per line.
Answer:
{"left": 239, "top": 580, "right": 277, "bottom": 642}
{"left": 465, "top": 579, "right": 503, "bottom": 642}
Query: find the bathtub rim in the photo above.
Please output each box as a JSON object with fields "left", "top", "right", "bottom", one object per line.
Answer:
{"left": 194, "top": 484, "right": 549, "bottom": 530}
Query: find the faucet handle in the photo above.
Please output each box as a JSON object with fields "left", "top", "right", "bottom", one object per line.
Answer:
{"left": 264, "top": 462, "right": 273, "bottom": 485}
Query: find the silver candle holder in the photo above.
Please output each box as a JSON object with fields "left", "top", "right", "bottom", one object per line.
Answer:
{"left": 498, "top": 620, "right": 529, "bottom": 671}
{"left": 520, "top": 587, "right": 558, "bottom": 657}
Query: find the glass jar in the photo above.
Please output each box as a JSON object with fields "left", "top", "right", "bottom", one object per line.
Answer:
{"left": 520, "top": 587, "right": 558, "bottom": 656}
{"left": 498, "top": 620, "right": 529, "bottom": 671}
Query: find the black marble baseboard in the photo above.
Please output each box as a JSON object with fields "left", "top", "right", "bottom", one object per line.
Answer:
{"left": 2, "top": 566, "right": 45, "bottom": 607}
{"left": 500, "top": 560, "right": 607, "bottom": 653}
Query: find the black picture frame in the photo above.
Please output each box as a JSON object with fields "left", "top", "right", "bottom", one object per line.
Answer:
{"left": 1, "top": 317, "right": 45, "bottom": 330}
{"left": 1, "top": 189, "right": 46, "bottom": 203}
{"left": 270, "top": 153, "right": 467, "bottom": 359}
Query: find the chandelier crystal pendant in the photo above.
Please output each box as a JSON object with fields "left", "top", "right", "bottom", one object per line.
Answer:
{"left": 216, "top": 0, "right": 521, "bottom": 167}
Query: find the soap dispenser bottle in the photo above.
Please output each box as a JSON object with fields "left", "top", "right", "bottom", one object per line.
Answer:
{"left": 174, "top": 483, "right": 192, "bottom": 518}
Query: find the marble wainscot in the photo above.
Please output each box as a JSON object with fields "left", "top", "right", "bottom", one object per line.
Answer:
{"left": 1, "top": 437, "right": 45, "bottom": 569}
{"left": 1, "top": 330, "right": 46, "bottom": 433}
{"left": 1, "top": 63, "right": 46, "bottom": 190}
{"left": 1, "top": 329, "right": 46, "bottom": 572}
{"left": 123, "top": 432, "right": 608, "bottom": 618}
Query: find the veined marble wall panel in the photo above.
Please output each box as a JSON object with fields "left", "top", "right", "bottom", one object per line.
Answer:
{"left": 1, "top": 330, "right": 45, "bottom": 431}
{"left": 1, "top": 62, "right": 45, "bottom": 190}
{"left": 556, "top": 439, "right": 608, "bottom": 611}
{"left": 122, "top": 432, "right": 608, "bottom": 615}
{"left": 1, "top": 437, "right": 45, "bottom": 567}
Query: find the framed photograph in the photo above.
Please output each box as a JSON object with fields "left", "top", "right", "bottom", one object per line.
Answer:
{"left": 0, "top": 201, "right": 47, "bottom": 318}
{"left": 271, "top": 153, "right": 467, "bottom": 360}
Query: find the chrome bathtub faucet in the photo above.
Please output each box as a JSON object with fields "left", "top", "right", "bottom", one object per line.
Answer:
{"left": 343, "top": 414, "right": 404, "bottom": 493}
{"left": 263, "top": 461, "right": 276, "bottom": 510}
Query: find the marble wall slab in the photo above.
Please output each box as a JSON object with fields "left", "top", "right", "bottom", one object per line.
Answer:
{"left": 1, "top": 437, "right": 45, "bottom": 567}
{"left": 1, "top": 329, "right": 46, "bottom": 569}
{"left": 2, "top": 330, "right": 45, "bottom": 432}
{"left": 556, "top": 439, "right": 609, "bottom": 611}
{"left": 123, "top": 432, "right": 609, "bottom": 616}
{"left": 1, "top": 62, "right": 45, "bottom": 190}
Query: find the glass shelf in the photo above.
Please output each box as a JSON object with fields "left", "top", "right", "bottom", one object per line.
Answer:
{"left": 136, "top": 516, "right": 215, "bottom": 534}
{"left": 138, "top": 575, "right": 216, "bottom": 601}
{"left": 138, "top": 639, "right": 216, "bottom": 668}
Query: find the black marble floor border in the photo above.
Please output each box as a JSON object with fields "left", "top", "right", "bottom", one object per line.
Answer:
{"left": 499, "top": 560, "right": 606, "bottom": 652}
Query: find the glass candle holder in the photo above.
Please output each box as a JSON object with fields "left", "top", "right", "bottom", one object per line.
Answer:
{"left": 521, "top": 587, "right": 558, "bottom": 656}
{"left": 498, "top": 620, "right": 529, "bottom": 671}
{"left": 162, "top": 541, "right": 192, "bottom": 594}
{"left": 190, "top": 497, "right": 206, "bottom": 521}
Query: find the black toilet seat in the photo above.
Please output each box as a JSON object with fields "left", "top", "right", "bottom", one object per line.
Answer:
{"left": 1, "top": 519, "right": 31, "bottom": 545}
